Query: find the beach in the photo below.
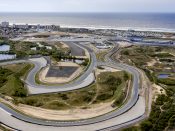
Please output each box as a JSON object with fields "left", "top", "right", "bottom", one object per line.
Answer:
{"left": 1, "top": 13, "right": 175, "bottom": 32}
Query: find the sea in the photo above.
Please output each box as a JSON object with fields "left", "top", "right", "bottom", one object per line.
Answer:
{"left": 1, "top": 13, "right": 175, "bottom": 32}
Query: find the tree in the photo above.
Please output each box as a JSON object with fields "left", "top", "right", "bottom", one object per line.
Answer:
{"left": 123, "top": 50, "right": 129, "bottom": 55}
{"left": 81, "top": 58, "right": 89, "bottom": 66}
{"left": 104, "top": 75, "right": 122, "bottom": 95}
{"left": 140, "top": 120, "right": 153, "bottom": 131}
{"left": 16, "top": 51, "right": 27, "bottom": 58}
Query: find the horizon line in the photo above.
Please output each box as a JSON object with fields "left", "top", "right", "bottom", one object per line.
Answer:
{"left": 0, "top": 11, "right": 175, "bottom": 14}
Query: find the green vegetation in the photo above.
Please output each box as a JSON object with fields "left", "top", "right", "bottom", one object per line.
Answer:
{"left": 0, "top": 75, "right": 27, "bottom": 97}
{"left": 0, "top": 39, "right": 71, "bottom": 59}
{"left": 120, "top": 45, "right": 175, "bottom": 131}
{"left": 120, "top": 45, "right": 154, "bottom": 67}
{"left": 159, "top": 58, "right": 174, "bottom": 62}
{"left": 81, "top": 58, "right": 89, "bottom": 66}
{"left": 1, "top": 62, "right": 130, "bottom": 111}
{"left": 13, "top": 41, "right": 68, "bottom": 58}
{"left": 120, "top": 45, "right": 175, "bottom": 81}
{"left": 138, "top": 92, "right": 175, "bottom": 131}
{"left": 33, "top": 35, "right": 50, "bottom": 38}
{"left": 151, "top": 53, "right": 174, "bottom": 58}
{"left": 97, "top": 66, "right": 105, "bottom": 70}
{"left": 0, "top": 41, "right": 8, "bottom": 46}
{"left": 122, "top": 126, "right": 140, "bottom": 131}
{"left": 0, "top": 67, "right": 13, "bottom": 87}
{"left": 0, "top": 124, "right": 11, "bottom": 131}
{"left": 14, "top": 71, "right": 130, "bottom": 110}
{"left": 54, "top": 42, "right": 70, "bottom": 54}
{"left": 123, "top": 90, "right": 175, "bottom": 130}
{"left": 2, "top": 63, "right": 34, "bottom": 79}
{"left": 1, "top": 39, "right": 87, "bottom": 68}
{"left": 157, "top": 78, "right": 175, "bottom": 86}
{"left": 96, "top": 50, "right": 109, "bottom": 62}
{"left": 0, "top": 63, "right": 33, "bottom": 97}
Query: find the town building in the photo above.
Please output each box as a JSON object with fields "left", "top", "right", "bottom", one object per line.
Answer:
{"left": 1, "top": 21, "right": 9, "bottom": 27}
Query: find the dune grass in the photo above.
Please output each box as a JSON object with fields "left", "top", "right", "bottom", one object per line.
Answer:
{"left": 0, "top": 63, "right": 33, "bottom": 97}
{"left": 16, "top": 71, "right": 130, "bottom": 110}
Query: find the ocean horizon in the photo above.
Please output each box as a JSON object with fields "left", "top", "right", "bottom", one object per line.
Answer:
{"left": 1, "top": 12, "right": 175, "bottom": 32}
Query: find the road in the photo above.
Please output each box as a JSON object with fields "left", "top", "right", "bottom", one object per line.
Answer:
{"left": 0, "top": 96, "right": 145, "bottom": 131}
{"left": 64, "top": 42, "right": 85, "bottom": 56}
{"left": 0, "top": 42, "right": 146, "bottom": 130}
{"left": 0, "top": 42, "right": 96, "bottom": 95}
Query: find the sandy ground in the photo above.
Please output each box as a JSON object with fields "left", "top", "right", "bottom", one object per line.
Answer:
{"left": 21, "top": 32, "right": 89, "bottom": 59}
{"left": 17, "top": 102, "right": 114, "bottom": 121}
{"left": 59, "top": 42, "right": 69, "bottom": 48}
{"left": 53, "top": 62, "right": 79, "bottom": 67}
{"left": 0, "top": 65, "right": 123, "bottom": 121}
{"left": 39, "top": 62, "right": 82, "bottom": 84}
{"left": 0, "top": 96, "right": 145, "bottom": 131}
{"left": 137, "top": 73, "right": 151, "bottom": 122}
{"left": 118, "top": 41, "right": 132, "bottom": 48}
{"left": 23, "top": 31, "right": 81, "bottom": 37}
{"left": 153, "top": 84, "right": 165, "bottom": 95}
{"left": 53, "top": 41, "right": 70, "bottom": 50}
{"left": 89, "top": 44, "right": 110, "bottom": 54}
{"left": 88, "top": 44, "right": 99, "bottom": 53}
{"left": 96, "top": 66, "right": 121, "bottom": 76}
{"left": 152, "top": 84, "right": 166, "bottom": 101}
{"left": 23, "top": 32, "right": 90, "bottom": 42}
{"left": 147, "top": 59, "right": 157, "bottom": 67}
{"left": 28, "top": 37, "right": 46, "bottom": 41}
{"left": 0, "top": 97, "right": 114, "bottom": 121}
{"left": 0, "top": 124, "right": 11, "bottom": 131}
{"left": 0, "top": 124, "right": 13, "bottom": 131}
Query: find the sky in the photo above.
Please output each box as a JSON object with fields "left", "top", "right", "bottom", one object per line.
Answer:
{"left": 0, "top": 0, "right": 175, "bottom": 13}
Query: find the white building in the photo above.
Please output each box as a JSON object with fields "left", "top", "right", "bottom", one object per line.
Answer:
{"left": 14, "top": 24, "right": 29, "bottom": 29}
{"left": 96, "top": 44, "right": 111, "bottom": 49}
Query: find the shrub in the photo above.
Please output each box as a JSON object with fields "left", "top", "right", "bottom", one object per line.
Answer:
{"left": 112, "top": 92, "right": 125, "bottom": 107}
{"left": 96, "top": 93, "right": 112, "bottom": 101}
{"left": 25, "top": 98, "right": 38, "bottom": 106}
{"left": 158, "top": 78, "right": 175, "bottom": 86}
{"left": 140, "top": 120, "right": 153, "bottom": 131}
{"left": 60, "top": 94, "right": 69, "bottom": 100}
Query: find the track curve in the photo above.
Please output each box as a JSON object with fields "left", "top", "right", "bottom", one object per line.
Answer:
{"left": 0, "top": 43, "right": 142, "bottom": 128}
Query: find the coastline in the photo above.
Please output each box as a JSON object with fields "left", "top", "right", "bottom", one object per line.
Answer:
{"left": 8, "top": 22, "right": 175, "bottom": 33}
{"left": 1, "top": 12, "right": 175, "bottom": 33}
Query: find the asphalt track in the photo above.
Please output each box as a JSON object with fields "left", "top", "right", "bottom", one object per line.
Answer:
{"left": 0, "top": 43, "right": 145, "bottom": 130}
{"left": 64, "top": 42, "right": 86, "bottom": 56}
{"left": 0, "top": 43, "right": 96, "bottom": 94}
